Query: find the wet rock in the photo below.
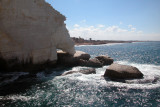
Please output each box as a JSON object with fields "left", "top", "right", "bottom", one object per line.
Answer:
{"left": 73, "top": 51, "right": 90, "bottom": 60}
{"left": 104, "top": 63, "right": 143, "bottom": 79}
{"left": 57, "top": 51, "right": 114, "bottom": 68}
{"left": 79, "top": 58, "right": 103, "bottom": 67}
{"left": 57, "top": 51, "right": 90, "bottom": 67}
{"left": 61, "top": 68, "right": 96, "bottom": 76}
{"left": 79, "top": 68, "right": 96, "bottom": 74}
{"left": 95, "top": 55, "right": 113, "bottom": 65}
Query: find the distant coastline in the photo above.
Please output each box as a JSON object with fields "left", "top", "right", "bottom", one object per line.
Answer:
{"left": 72, "top": 37, "right": 144, "bottom": 46}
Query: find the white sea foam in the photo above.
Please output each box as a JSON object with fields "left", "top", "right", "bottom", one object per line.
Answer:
{"left": 1, "top": 61, "right": 159, "bottom": 103}
{"left": 62, "top": 61, "right": 160, "bottom": 89}
{"left": 0, "top": 94, "right": 37, "bottom": 102}
{"left": 75, "top": 43, "right": 124, "bottom": 47}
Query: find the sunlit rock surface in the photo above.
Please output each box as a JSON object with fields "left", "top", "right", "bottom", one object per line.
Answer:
{"left": 0, "top": 0, "right": 75, "bottom": 67}
{"left": 104, "top": 63, "right": 143, "bottom": 79}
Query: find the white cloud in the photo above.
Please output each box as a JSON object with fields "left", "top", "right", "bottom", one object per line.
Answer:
{"left": 128, "top": 24, "right": 133, "bottom": 28}
{"left": 131, "top": 28, "right": 136, "bottom": 31}
{"left": 130, "top": 27, "right": 136, "bottom": 32}
{"left": 137, "top": 31, "right": 143, "bottom": 34}
{"left": 128, "top": 25, "right": 137, "bottom": 32}
{"left": 74, "top": 24, "right": 80, "bottom": 28}
{"left": 117, "top": 28, "right": 128, "bottom": 33}
{"left": 68, "top": 24, "right": 160, "bottom": 41}
{"left": 105, "top": 26, "right": 119, "bottom": 32}
{"left": 80, "top": 19, "right": 86, "bottom": 23}
{"left": 97, "top": 24, "right": 105, "bottom": 28}
{"left": 105, "top": 26, "right": 127, "bottom": 33}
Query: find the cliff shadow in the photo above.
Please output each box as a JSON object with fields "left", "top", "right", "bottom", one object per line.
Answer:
{"left": 0, "top": 66, "right": 73, "bottom": 96}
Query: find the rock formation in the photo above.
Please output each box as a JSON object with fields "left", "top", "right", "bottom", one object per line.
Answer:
{"left": 79, "top": 58, "right": 103, "bottom": 67}
{"left": 95, "top": 55, "right": 113, "bottom": 65}
{"left": 57, "top": 51, "right": 114, "bottom": 67}
{"left": 57, "top": 51, "right": 91, "bottom": 67}
{"left": 104, "top": 63, "right": 143, "bottom": 79}
{"left": 0, "top": 0, "right": 75, "bottom": 71}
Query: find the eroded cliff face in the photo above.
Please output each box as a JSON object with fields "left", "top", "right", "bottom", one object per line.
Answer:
{"left": 0, "top": 0, "right": 75, "bottom": 66}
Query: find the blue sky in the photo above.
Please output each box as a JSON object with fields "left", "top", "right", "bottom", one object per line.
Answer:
{"left": 46, "top": 0, "right": 160, "bottom": 40}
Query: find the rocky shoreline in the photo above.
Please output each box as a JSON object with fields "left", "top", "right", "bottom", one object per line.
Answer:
{"left": 0, "top": 51, "right": 112, "bottom": 72}
{"left": 56, "top": 51, "right": 143, "bottom": 80}
{"left": 0, "top": 50, "right": 143, "bottom": 81}
{"left": 0, "top": 50, "right": 144, "bottom": 96}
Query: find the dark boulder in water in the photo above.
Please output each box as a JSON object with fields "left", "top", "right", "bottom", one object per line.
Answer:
{"left": 57, "top": 51, "right": 90, "bottom": 67}
{"left": 61, "top": 68, "right": 96, "bottom": 76}
{"left": 104, "top": 63, "right": 143, "bottom": 79}
{"left": 79, "top": 58, "right": 103, "bottom": 67}
{"left": 57, "top": 51, "right": 114, "bottom": 67}
{"left": 95, "top": 55, "right": 113, "bottom": 65}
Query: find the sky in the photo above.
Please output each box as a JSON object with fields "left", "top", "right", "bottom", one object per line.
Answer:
{"left": 46, "top": 0, "right": 160, "bottom": 41}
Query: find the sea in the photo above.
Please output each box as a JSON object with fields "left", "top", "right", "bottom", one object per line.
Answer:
{"left": 0, "top": 42, "right": 160, "bottom": 107}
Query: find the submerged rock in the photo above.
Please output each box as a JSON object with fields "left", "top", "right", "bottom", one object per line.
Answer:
{"left": 95, "top": 55, "right": 113, "bottom": 65}
{"left": 61, "top": 68, "right": 96, "bottom": 76}
{"left": 0, "top": 0, "right": 75, "bottom": 71}
{"left": 79, "top": 68, "right": 96, "bottom": 74}
{"left": 104, "top": 63, "right": 143, "bottom": 79}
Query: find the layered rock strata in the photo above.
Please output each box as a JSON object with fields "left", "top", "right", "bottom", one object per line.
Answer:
{"left": 0, "top": 0, "right": 75, "bottom": 71}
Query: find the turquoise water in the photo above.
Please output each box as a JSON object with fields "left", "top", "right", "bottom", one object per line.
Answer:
{"left": 0, "top": 42, "right": 160, "bottom": 107}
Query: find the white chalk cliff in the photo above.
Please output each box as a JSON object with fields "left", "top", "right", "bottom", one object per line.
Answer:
{"left": 0, "top": 0, "right": 75, "bottom": 64}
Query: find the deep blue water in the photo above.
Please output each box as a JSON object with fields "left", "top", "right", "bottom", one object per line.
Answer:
{"left": 76, "top": 42, "right": 160, "bottom": 65}
{"left": 0, "top": 42, "right": 160, "bottom": 107}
